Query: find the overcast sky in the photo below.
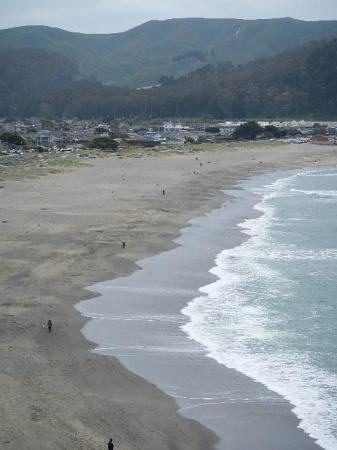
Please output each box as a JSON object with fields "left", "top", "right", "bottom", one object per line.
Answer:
{"left": 1, "top": 0, "right": 337, "bottom": 33}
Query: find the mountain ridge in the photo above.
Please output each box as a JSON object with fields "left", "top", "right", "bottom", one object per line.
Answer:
{"left": 1, "top": 18, "right": 337, "bottom": 87}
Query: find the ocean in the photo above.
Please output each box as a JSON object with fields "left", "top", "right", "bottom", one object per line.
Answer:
{"left": 183, "top": 167, "right": 337, "bottom": 450}
{"left": 77, "top": 166, "right": 337, "bottom": 450}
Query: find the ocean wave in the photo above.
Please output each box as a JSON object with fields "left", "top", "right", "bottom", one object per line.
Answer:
{"left": 182, "top": 299, "right": 337, "bottom": 450}
{"left": 85, "top": 312, "right": 184, "bottom": 323}
{"left": 298, "top": 171, "right": 337, "bottom": 178}
{"left": 182, "top": 169, "right": 337, "bottom": 450}
{"left": 291, "top": 189, "right": 337, "bottom": 197}
{"left": 182, "top": 256, "right": 337, "bottom": 449}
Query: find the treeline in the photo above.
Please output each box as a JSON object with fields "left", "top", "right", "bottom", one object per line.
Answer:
{"left": 4, "top": 38, "right": 337, "bottom": 119}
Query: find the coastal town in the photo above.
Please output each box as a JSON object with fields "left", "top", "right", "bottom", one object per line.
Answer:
{"left": 1, "top": 117, "right": 337, "bottom": 156}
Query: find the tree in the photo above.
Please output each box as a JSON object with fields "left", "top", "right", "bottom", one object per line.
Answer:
{"left": 233, "top": 121, "right": 263, "bottom": 140}
{"left": 205, "top": 126, "right": 220, "bottom": 133}
{"left": 94, "top": 127, "right": 109, "bottom": 134}
{"left": 263, "top": 125, "right": 286, "bottom": 138}
{"left": 91, "top": 137, "right": 119, "bottom": 151}
{"left": 0, "top": 132, "right": 26, "bottom": 146}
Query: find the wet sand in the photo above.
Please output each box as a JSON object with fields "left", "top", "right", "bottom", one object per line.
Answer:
{"left": 76, "top": 170, "right": 323, "bottom": 450}
{"left": 0, "top": 142, "right": 336, "bottom": 449}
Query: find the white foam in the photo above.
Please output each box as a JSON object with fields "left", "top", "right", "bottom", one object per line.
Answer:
{"left": 291, "top": 189, "right": 337, "bottom": 197}
{"left": 84, "top": 312, "right": 184, "bottom": 323}
{"left": 182, "top": 170, "right": 337, "bottom": 450}
{"left": 299, "top": 172, "right": 337, "bottom": 178}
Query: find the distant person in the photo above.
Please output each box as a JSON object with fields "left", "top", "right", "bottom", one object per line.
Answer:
{"left": 47, "top": 319, "right": 52, "bottom": 332}
{"left": 162, "top": 189, "right": 165, "bottom": 196}
{"left": 108, "top": 438, "right": 114, "bottom": 450}
{"left": 122, "top": 240, "right": 126, "bottom": 248}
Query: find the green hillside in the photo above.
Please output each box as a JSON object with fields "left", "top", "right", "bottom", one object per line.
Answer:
{"left": 0, "top": 48, "right": 77, "bottom": 116}
{"left": 30, "top": 38, "right": 337, "bottom": 120}
{"left": 1, "top": 18, "right": 337, "bottom": 87}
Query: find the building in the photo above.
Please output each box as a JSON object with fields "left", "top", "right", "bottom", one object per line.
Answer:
{"left": 36, "top": 130, "right": 57, "bottom": 144}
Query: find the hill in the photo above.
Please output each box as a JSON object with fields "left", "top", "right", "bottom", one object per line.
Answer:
{"left": 29, "top": 38, "right": 337, "bottom": 120}
{"left": 0, "top": 48, "right": 78, "bottom": 117}
{"left": 1, "top": 18, "right": 337, "bottom": 87}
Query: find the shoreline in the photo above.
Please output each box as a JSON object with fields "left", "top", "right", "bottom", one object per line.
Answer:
{"left": 0, "top": 143, "right": 336, "bottom": 449}
{"left": 77, "top": 168, "right": 324, "bottom": 450}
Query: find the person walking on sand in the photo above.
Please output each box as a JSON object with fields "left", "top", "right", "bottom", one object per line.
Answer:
{"left": 47, "top": 319, "right": 52, "bottom": 332}
{"left": 108, "top": 438, "right": 114, "bottom": 450}
{"left": 122, "top": 240, "right": 126, "bottom": 248}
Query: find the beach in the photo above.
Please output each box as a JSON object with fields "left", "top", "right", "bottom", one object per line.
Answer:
{"left": 0, "top": 142, "right": 336, "bottom": 449}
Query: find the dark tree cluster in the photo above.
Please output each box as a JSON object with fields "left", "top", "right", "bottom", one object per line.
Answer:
{"left": 91, "top": 137, "right": 119, "bottom": 151}
{"left": 0, "top": 132, "right": 26, "bottom": 145}
{"left": 233, "top": 121, "right": 263, "bottom": 140}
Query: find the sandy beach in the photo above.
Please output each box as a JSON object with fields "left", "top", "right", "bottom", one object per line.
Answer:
{"left": 1, "top": 142, "right": 336, "bottom": 450}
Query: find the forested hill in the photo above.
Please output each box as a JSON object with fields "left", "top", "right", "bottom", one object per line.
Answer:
{"left": 0, "top": 48, "right": 78, "bottom": 116}
{"left": 24, "top": 38, "right": 337, "bottom": 120}
{"left": 1, "top": 18, "right": 337, "bottom": 87}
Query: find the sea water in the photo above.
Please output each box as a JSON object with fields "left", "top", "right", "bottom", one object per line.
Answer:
{"left": 182, "top": 167, "right": 337, "bottom": 450}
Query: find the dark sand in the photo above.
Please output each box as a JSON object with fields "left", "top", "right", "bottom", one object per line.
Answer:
{"left": 0, "top": 142, "right": 336, "bottom": 449}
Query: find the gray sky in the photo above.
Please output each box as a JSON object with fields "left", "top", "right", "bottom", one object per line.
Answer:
{"left": 1, "top": 0, "right": 337, "bottom": 33}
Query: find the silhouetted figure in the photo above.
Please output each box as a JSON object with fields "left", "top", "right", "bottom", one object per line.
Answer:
{"left": 162, "top": 189, "right": 165, "bottom": 196}
{"left": 47, "top": 320, "right": 52, "bottom": 332}
{"left": 122, "top": 240, "right": 126, "bottom": 248}
{"left": 108, "top": 438, "right": 114, "bottom": 450}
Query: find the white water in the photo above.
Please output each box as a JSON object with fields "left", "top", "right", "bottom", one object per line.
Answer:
{"left": 182, "top": 171, "right": 337, "bottom": 450}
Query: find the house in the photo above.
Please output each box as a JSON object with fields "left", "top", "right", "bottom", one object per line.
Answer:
{"left": 37, "top": 130, "right": 57, "bottom": 144}
{"left": 143, "top": 131, "right": 165, "bottom": 142}
{"left": 163, "top": 122, "right": 189, "bottom": 132}
{"left": 217, "top": 122, "right": 241, "bottom": 137}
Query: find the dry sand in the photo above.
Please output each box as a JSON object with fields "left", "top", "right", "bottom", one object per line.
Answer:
{"left": 0, "top": 142, "right": 336, "bottom": 450}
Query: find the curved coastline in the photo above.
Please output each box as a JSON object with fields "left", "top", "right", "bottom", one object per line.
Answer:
{"left": 76, "top": 168, "right": 328, "bottom": 450}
